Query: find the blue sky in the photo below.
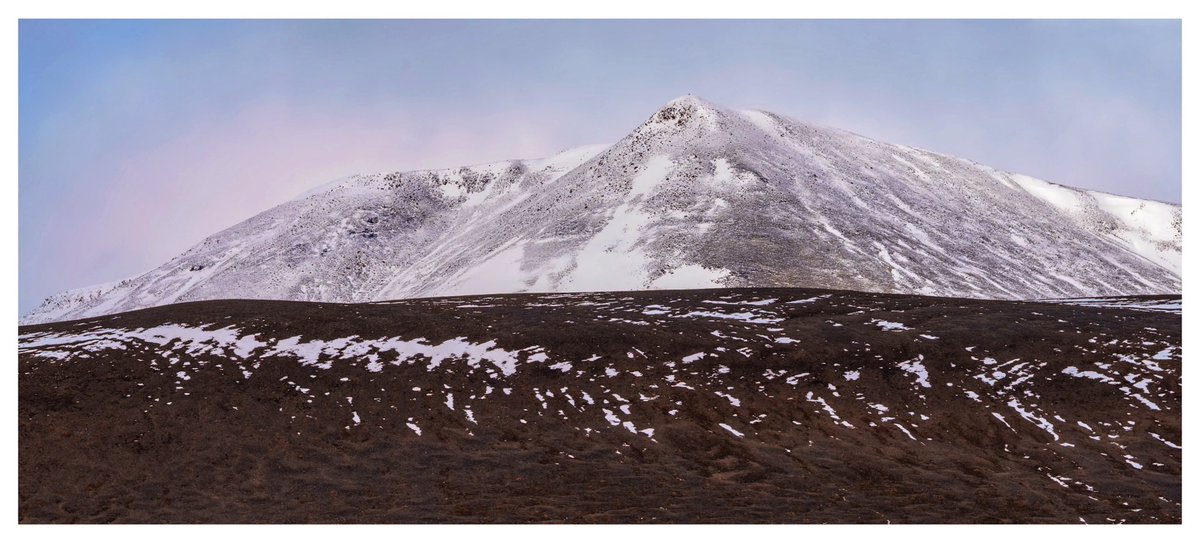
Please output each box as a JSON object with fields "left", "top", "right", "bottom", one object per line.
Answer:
{"left": 18, "top": 19, "right": 1181, "bottom": 313}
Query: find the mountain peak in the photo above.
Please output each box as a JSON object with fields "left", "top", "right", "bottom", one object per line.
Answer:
{"left": 663, "top": 94, "right": 716, "bottom": 109}
{"left": 643, "top": 94, "right": 724, "bottom": 131}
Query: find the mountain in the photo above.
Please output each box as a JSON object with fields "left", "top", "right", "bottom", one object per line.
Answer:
{"left": 22, "top": 96, "right": 1181, "bottom": 324}
{"left": 17, "top": 288, "right": 1182, "bottom": 522}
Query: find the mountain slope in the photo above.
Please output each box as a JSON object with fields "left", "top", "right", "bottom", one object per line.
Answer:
{"left": 23, "top": 96, "right": 1181, "bottom": 324}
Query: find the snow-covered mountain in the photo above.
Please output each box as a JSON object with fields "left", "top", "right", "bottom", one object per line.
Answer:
{"left": 23, "top": 96, "right": 1181, "bottom": 324}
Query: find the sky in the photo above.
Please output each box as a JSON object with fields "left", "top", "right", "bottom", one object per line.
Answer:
{"left": 18, "top": 19, "right": 1181, "bottom": 314}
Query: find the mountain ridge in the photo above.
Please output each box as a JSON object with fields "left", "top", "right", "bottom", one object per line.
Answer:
{"left": 23, "top": 96, "right": 1181, "bottom": 324}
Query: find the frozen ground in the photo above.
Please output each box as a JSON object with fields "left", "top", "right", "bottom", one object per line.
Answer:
{"left": 19, "top": 288, "right": 1181, "bottom": 523}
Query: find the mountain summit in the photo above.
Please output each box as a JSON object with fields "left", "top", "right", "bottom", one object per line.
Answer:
{"left": 24, "top": 96, "right": 1181, "bottom": 324}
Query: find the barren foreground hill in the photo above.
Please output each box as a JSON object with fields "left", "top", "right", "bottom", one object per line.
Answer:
{"left": 18, "top": 288, "right": 1180, "bottom": 523}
